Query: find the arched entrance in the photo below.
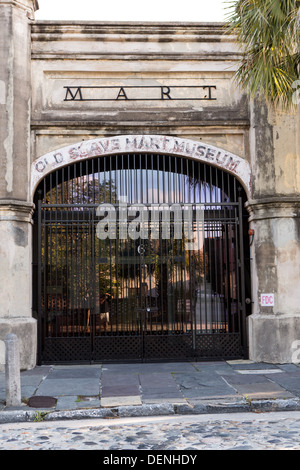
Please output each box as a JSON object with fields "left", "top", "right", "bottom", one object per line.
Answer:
{"left": 32, "top": 136, "right": 251, "bottom": 363}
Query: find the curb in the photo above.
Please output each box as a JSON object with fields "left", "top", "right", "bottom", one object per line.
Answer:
{"left": 1, "top": 398, "right": 300, "bottom": 424}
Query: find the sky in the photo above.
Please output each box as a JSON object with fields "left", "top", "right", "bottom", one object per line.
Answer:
{"left": 34, "top": 0, "right": 229, "bottom": 22}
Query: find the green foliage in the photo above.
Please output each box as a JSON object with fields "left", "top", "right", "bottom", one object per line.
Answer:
{"left": 34, "top": 411, "right": 46, "bottom": 422}
{"left": 225, "top": 0, "right": 300, "bottom": 108}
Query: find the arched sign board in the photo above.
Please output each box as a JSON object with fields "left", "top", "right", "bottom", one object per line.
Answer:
{"left": 30, "top": 135, "right": 251, "bottom": 200}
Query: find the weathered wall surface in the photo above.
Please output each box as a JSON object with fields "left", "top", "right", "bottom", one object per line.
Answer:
{"left": 247, "top": 99, "right": 300, "bottom": 363}
{"left": 0, "top": 0, "right": 33, "bottom": 201}
{"left": 0, "top": 12, "right": 299, "bottom": 368}
{"left": 30, "top": 22, "right": 251, "bottom": 168}
{"left": 0, "top": 0, "right": 38, "bottom": 371}
{"left": 29, "top": 21, "right": 300, "bottom": 364}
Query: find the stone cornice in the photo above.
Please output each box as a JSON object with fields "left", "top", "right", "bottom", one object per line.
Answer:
{"left": 246, "top": 197, "right": 300, "bottom": 221}
{"left": 30, "top": 21, "right": 241, "bottom": 61}
{"left": 30, "top": 23, "right": 242, "bottom": 63}
{"left": 31, "top": 52, "right": 243, "bottom": 62}
{"left": 31, "top": 21, "right": 230, "bottom": 35}
{"left": 0, "top": 200, "right": 35, "bottom": 223}
{"left": 31, "top": 22, "right": 238, "bottom": 46}
{"left": 0, "top": 0, "right": 38, "bottom": 12}
{"left": 30, "top": 120, "right": 250, "bottom": 130}
{"left": 246, "top": 196, "right": 300, "bottom": 207}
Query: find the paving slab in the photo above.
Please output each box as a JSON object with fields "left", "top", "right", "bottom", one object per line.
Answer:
{"left": 101, "top": 385, "right": 140, "bottom": 397}
{"left": 184, "top": 389, "right": 238, "bottom": 400}
{"left": 173, "top": 372, "right": 238, "bottom": 400}
{"left": 236, "top": 369, "right": 284, "bottom": 375}
{"left": 142, "top": 390, "right": 184, "bottom": 400}
{"left": 227, "top": 359, "right": 255, "bottom": 364}
{"left": 20, "top": 366, "right": 52, "bottom": 375}
{"left": 221, "top": 374, "right": 271, "bottom": 385}
{"left": 138, "top": 362, "right": 197, "bottom": 373}
{"left": 232, "top": 382, "right": 296, "bottom": 399}
{"left": 228, "top": 362, "right": 280, "bottom": 370}
{"left": 101, "top": 396, "right": 142, "bottom": 407}
{"left": 101, "top": 371, "right": 140, "bottom": 398}
{"left": 101, "top": 372, "right": 140, "bottom": 385}
{"left": 266, "top": 373, "right": 300, "bottom": 397}
{"left": 35, "top": 378, "right": 100, "bottom": 397}
{"left": 19, "top": 375, "right": 46, "bottom": 387}
{"left": 56, "top": 396, "right": 101, "bottom": 411}
{"left": 139, "top": 373, "right": 180, "bottom": 389}
{"left": 174, "top": 371, "right": 232, "bottom": 388}
{"left": 178, "top": 384, "right": 237, "bottom": 399}
{"left": 194, "top": 362, "right": 236, "bottom": 373}
{"left": 277, "top": 364, "right": 300, "bottom": 372}
{"left": 21, "top": 385, "right": 39, "bottom": 398}
{"left": 55, "top": 396, "right": 80, "bottom": 410}
{"left": 46, "top": 367, "right": 101, "bottom": 379}
{"left": 143, "top": 397, "right": 186, "bottom": 404}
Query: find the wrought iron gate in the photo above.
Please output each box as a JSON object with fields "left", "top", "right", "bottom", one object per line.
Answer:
{"left": 34, "top": 153, "right": 249, "bottom": 363}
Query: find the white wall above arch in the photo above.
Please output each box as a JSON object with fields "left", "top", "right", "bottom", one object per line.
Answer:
{"left": 30, "top": 135, "right": 251, "bottom": 200}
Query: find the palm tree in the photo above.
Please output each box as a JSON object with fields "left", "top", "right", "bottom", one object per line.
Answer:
{"left": 225, "top": 0, "right": 300, "bottom": 108}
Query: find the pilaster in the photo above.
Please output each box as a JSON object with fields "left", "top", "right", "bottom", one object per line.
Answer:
{"left": 0, "top": 0, "right": 38, "bottom": 370}
{"left": 0, "top": 201, "right": 36, "bottom": 371}
{"left": 246, "top": 197, "right": 300, "bottom": 363}
{"left": 0, "top": 0, "right": 38, "bottom": 201}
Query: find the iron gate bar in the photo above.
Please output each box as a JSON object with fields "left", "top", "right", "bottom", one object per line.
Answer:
{"left": 238, "top": 195, "right": 248, "bottom": 353}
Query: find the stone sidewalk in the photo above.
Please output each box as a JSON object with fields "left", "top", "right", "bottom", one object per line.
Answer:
{"left": 1, "top": 360, "right": 300, "bottom": 423}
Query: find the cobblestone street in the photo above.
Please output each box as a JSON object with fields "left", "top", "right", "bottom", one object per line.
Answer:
{"left": 1, "top": 411, "right": 300, "bottom": 451}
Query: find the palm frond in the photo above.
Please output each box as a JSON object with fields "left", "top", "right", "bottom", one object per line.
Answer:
{"left": 224, "top": 0, "right": 300, "bottom": 108}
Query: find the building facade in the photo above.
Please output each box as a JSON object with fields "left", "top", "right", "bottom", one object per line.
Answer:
{"left": 0, "top": 0, "right": 299, "bottom": 369}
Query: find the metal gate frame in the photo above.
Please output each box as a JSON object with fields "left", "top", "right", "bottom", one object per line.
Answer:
{"left": 34, "top": 153, "right": 249, "bottom": 364}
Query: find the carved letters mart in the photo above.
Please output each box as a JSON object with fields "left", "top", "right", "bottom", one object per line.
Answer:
{"left": 64, "top": 84, "right": 217, "bottom": 102}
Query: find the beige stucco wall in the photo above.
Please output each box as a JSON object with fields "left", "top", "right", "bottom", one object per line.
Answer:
{"left": 30, "top": 22, "right": 251, "bottom": 169}
{"left": 0, "top": 5, "right": 299, "bottom": 368}
{"left": 29, "top": 22, "right": 300, "bottom": 364}
{"left": 247, "top": 101, "right": 300, "bottom": 363}
{"left": 0, "top": 0, "right": 38, "bottom": 370}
